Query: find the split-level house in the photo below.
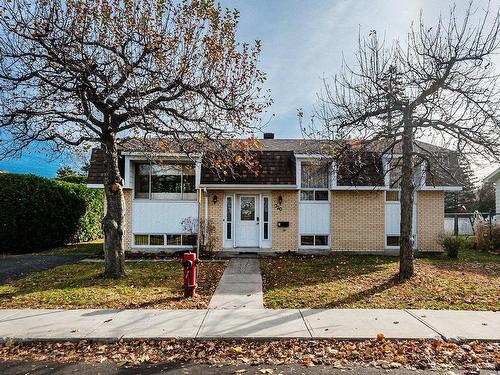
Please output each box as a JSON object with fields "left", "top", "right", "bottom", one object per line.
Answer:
{"left": 87, "top": 134, "right": 462, "bottom": 254}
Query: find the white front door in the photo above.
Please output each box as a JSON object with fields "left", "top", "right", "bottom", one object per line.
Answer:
{"left": 236, "top": 195, "right": 260, "bottom": 247}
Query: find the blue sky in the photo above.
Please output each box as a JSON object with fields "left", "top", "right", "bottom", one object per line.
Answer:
{"left": 0, "top": 0, "right": 497, "bottom": 177}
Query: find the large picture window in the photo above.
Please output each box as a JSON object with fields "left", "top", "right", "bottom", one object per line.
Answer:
{"left": 300, "top": 162, "right": 329, "bottom": 201}
{"left": 134, "top": 162, "right": 196, "bottom": 200}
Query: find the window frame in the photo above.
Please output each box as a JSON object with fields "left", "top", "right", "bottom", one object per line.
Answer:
{"left": 300, "top": 234, "right": 330, "bottom": 247}
{"left": 386, "top": 235, "right": 400, "bottom": 248}
{"left": 300, "top": 162, "right": 331, "bottom": 202}
{"left": 133, "top": 162, "right": 196, "bottom": 201}
{"left": 133, "top": 233, "right": 197, "bottom": 247}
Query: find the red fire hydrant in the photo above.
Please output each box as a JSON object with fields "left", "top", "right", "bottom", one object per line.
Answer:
{"left": 181, "top": 252, "right": 198, "bottom": 298}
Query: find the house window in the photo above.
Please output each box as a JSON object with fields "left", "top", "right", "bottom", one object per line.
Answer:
{"left": 386, "top": 191, "right": 400, "bottom": 202}
{"left": 300, "top": 235, "right": 329, "bottom": 246}
{"left": 134, "top": 164, "right": 151, "bottom": 199}
{"left": 386, "top": 235, "right": 400, "bottom": 247}
{"left": 385, "top": 157, "right": 402, "bottom": 188}
{"left": 301, "top": 162, "right": 329, "bottom": 201}
{"left": 226, "top": 196, "right": 232, "bottom": 240}
{"left": 134, "top": 234, "right": 165, "bottom": 246}
{"left": 134, "top": 233, "right": 197, "bottom": 247}
{"left": 263, "top": 196, "right": 270, "bottom": 240}
{"left": 134, "top": 162, "right": 196, "bottom": 200}
{"left": 134, "top": 234, "right": 149, "bottom": 246}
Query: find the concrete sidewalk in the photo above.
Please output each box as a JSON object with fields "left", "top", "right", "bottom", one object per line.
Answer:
{"left": 0, "top": 308, "right": 498, "bottom": 342}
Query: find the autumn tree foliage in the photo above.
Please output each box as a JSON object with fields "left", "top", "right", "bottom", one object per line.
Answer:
{"left": 303, "top": 3, "right": 500, "bottom": 280}
{"left": 0, "top": 0, "right": 270, "bottom": 277}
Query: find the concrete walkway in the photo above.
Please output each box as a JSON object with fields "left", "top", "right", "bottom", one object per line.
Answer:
{"left": 208, "top": 258, "right": 263, "bottom": 309}
{"left": 0, "top": 308, "right": 498, "bottom": 342}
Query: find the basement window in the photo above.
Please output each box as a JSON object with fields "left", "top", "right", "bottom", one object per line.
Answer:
{"left": 133, "top": 234, "right": 197, "bottom": 247}
{"left": 301, "top": 235, "right": 329, "bottom": 247}
{"left": 386, "top": 235, "right": 400, "bottom": 247}
{"left": 134, "top": 234, "right": 164, "bottom": 246}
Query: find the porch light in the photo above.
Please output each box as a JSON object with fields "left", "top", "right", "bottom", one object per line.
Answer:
{"left": 212, "top": 194, "right": 218, "bottom": 205}
{"left": 278, "top": 195, "right": 283, "bottom": 205}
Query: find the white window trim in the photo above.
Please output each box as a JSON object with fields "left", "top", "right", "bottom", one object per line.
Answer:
{"left": 132, "top": 233, "right": 197, "bottom": 248}
{"left": 261, "top": 195, "right": 272, "bottom": 246}
{"left": 133, "top": 161, "right": 197, "bottom": 201}
{"left": 299, "top": 234, "right": 330, "bottom": 249}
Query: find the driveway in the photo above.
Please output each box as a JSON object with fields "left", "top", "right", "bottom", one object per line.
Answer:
{"left": 0, "top": 254, "right": 85, "bottom": 283}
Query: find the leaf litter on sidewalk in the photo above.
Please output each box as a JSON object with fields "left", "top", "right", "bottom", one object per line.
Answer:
{"left": 0, "top": 339, "right": 499, "bottom": 371}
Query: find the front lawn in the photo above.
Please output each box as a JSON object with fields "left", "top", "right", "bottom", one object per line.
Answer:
{"left": 0, "top": 261, "right": 226, "bottom": 309}
{"left": 261, "top": 248, "right": 499, "bottom": 310}
{"left": 40, "top": 240, "right": 104, "bottom": 256}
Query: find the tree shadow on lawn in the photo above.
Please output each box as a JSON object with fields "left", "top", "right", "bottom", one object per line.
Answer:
{"left": 418, "top": 258, "right": 500, "bottom": 278}
{"left": 310, "top": 273, "right": 404, "bottom": 309}
{"left": 0, "top": 261, "right": 223, "bottom": 309}
{"left": 261, "top": 253, "right": 398, "bottom": 290}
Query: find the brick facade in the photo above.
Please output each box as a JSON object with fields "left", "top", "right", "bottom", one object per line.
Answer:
{"left": 200, "top": 190, "right": 224, "bottom": 251}
{"left": 104, "top": 188, "right": 133, "bottom": 252}
{"left": 123, "top": 189, "right": 133, "bottom": 252}
{"left": 331, "top": 190, "right": 385, "bottom": 252}
{"left": 121, "top": 188, "right": 445, "bottom": 253}
{"left": 417, "top": 191, "right": 444, "bottom": 252}
{"left": 271, "top": 191, "right": 299, "bottom": 251}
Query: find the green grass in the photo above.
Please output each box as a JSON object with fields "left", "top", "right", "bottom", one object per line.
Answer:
{"left": 261, "top": 248, "right": 499, "bottom": 311}
{"left": 40, "top": 240, "right": 104, "bottom": 256}
{"left": 0, "top": 261, "right": 226, "bottom": 309}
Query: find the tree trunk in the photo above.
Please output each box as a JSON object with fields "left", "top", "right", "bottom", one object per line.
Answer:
{"left": 399, "top": 110, "right": 415, "bottom": 281}
{"left": 102, "top": 133, "right": 126, "bottom": 278}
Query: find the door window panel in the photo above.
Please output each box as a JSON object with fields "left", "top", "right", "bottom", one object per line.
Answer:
{"left": 240, "top": 197, "right": 255, "bottom": 221}
{"left": 263, "top": 197, "right": 270, "bottom": 240}
{"left": 226, "top": 196, "right": 233, "bottom": 240}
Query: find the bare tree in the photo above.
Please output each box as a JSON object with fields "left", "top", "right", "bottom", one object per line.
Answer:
{"left": 0, "top": 0, "right": 270, "bottom": 277}
{"left": 302, "top": 2, "right": 500, "bottom": 280}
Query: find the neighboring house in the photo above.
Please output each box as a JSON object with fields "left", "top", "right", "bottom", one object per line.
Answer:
{"left": 87, "top": 135, "right": 462, "bottom": 254}
{"left": 484, "top": 166, "right": 500, "bottom": 220}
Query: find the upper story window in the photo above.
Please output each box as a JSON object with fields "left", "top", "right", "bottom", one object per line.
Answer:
{"left": 300, "top": 162, "right": 329, "bottom": 201}
{"left": 134, "top": 162, "right": 196, "bottom": 200}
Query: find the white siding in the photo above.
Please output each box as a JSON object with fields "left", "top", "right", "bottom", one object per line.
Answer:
{"left": 496, "top": 177, "right": 500, "bottom": 219}
{"left": 299, "top": 202, "right": 330, "bottom": 234}
{"left": 132, "top": 201, "right": 198, "bottom": 234}
{"left": 385, "top": 203, "right": 400, "bottom": 235}
{"left": 384, "top": 200, "right": 417, "bottom": 244}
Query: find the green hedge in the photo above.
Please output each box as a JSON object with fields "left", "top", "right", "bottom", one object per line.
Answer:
{"left": 56, "top": 175, "right": 87, "bottom": 184}
{"left": 0, "top": 174, "right": 103, "bottom": 253}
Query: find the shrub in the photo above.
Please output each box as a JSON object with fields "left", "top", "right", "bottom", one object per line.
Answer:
{"left": 0, "top": 174, "right": 103, "bottom": 253}
{"left": 55, "top": 181, "right": 104, "bottom": 243}
{"left": 56, "top": 175, "right": 87, "bottom": 184}
{"left": 440, "top": 236, "right": 461, "bottom": 258}
{"left": 474, "top": 221, "right": 500, "bottom": 252}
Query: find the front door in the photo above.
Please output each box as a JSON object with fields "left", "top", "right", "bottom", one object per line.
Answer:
{"left": 236, "top": 195, "right": 260, "bottom": 247}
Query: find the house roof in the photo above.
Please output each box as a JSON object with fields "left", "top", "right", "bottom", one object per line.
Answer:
{"left": 201, "top": 151, "right": 296, "bottom": 185}
{"left": 484, "top": 166, "right": 500, "bottom": 183}
{"left": 87, "top": 138, "right": 462, "bottom": 188}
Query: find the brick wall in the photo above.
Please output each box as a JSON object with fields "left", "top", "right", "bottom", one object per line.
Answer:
{"left": 104, "top": 188, "right": 133, "bottom": 252}
{"left": 200, "top": 190, "right": 224, "bottom": 251}
{"left": 123, "top": 189, "right": 133, "bottom": 252}
{"left": 271, "top": 191, "right": 299, "bottom": 251}
{"left": 417, "top": 191, "right": 444, "bottom": 252}
{"left": 331, "top": 190, "right": 385, "bottom": 251}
